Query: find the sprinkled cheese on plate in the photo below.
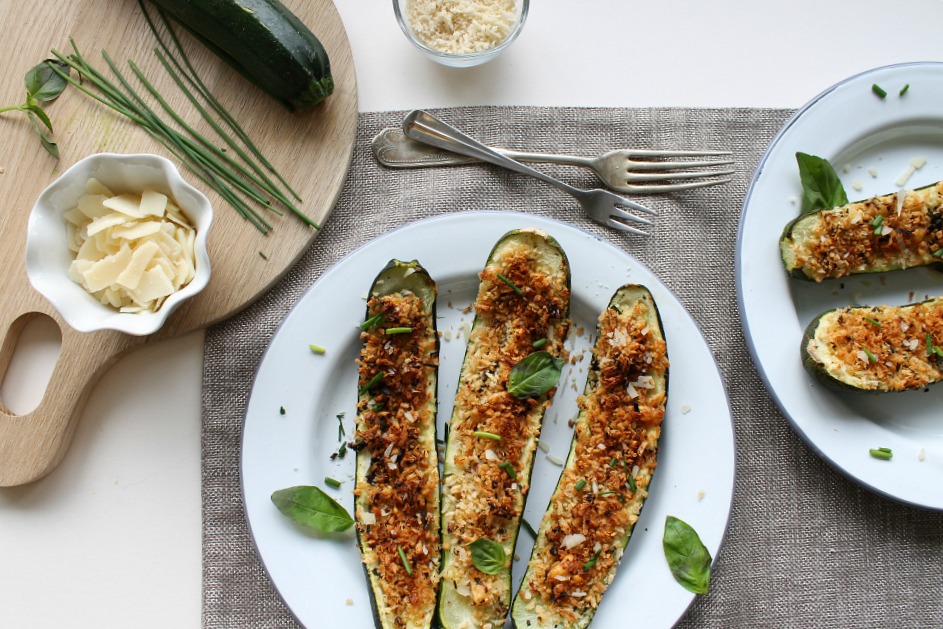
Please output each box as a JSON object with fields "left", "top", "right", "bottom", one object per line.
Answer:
{"left": 406, "top": 0, "right": 517, "bottom": 54}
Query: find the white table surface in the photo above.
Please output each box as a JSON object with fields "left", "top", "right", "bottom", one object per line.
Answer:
{"left": 1, "top": 1, "right": 938, "bottom": 626}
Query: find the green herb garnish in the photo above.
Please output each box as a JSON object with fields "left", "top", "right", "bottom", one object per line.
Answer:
{"left": 899, "top": 83, "right": 910, "bottom": 96}
{"left": 271, "top": 486, "right": 354, "bottom": 534}
{"left": 627, "top": 474, "right": 637, "bottom": 492}
{"left": 862, "top": 347, "right": 878, "bottom": 363}
{"left": 337, "top": 413, "right": 346, "bottom": 441}
{"left": 279, "top": 406, "right": 286, "bottom": 415}
{"left": 869, "top": 447, "right": 893, "bottom": 460}
{"left": 871, "top": 214, "right": 885, "bottom": 235}
{"left": 496, "top": 273, "right": 524, "bottom": 296}
{"left": 361, "top": 313, "right": 384, "bottom": 330}
{"left": 498, "top": 461, "right": 517, "bottom": 479}
{"left": 663, "top": 516, "right": 711, "bottom": 595}
{"left": 522, "top": 519, "right": 538, "bottom": 539}
{"left": 384, "top": 327, "right": 413, "bottom": 335}
{"left": 0, "top": 60, "right": 70, "bottom": 159}
{"left": 397, "top": 546, "right": 413, "bottom": 576}
{"left": 796, "top": 152, "right": 849, "bottom": 215}
{"left": 258, "top": 251, "right": 268, "bottom": 260}
{"left": 574, "top": 479, "right": 587, "bottom": 492}
{"left": 583, "top": 548, "right": 602, "bottom": 571}
{"left": 324, "top": 477, "right": 341, "bottom": 489}
{"left": 469, "top": 538, "right": 506, "bottom": 575}
{"left": 507, "top": 351, "right": 564, "bottom": 398}
{"left": 933, "top": 248, "right": 943, "bottom": 258}
{"left": 359, "top": 371, "right": 385, "bottom": 395}
{"left": 864, "top": 317, "right": 881, "bottom": 326}
{"left": 532, "top": 337, "right": 548, "bottom": 349}
{"left": 309, "top": 344, "right": 326, "bottom": 354}
{"left": 872, "top": 83, "right": 888, "bottom": 98}
{"left": 473, "top": 430, "right": 502, "bottom": 441}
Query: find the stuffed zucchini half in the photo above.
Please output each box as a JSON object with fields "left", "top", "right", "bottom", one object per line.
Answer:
{"left": 802, "top": 296, "right": 943, "bottom": 392}
{"left": 438, "top": 229, "right": 571, "bottom": 629}
{"left": 780, "top": 180, "right": 943, "bottom": 281}
{"left": 354, "top": 260, "right": 440, "bottom": 629}
{"left": 512, "top": 284, "right": 669, "bottom": 629}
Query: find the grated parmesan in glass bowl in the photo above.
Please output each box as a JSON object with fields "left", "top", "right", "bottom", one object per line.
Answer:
{"left": 394, "top": 0, "right": 529, "bottom": 67}
{"left": 26, "top": 153, "right": 213, "bottom": 336}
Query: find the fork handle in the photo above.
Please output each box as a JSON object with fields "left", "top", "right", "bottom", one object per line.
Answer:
{"left": 499, "top": 149, "right": 595, "bottom": 170}
{"left": 402, "top": 110, "right": 579, "bottom": 195}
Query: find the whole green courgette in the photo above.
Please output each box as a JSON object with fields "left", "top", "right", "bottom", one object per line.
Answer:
{"left": 147, "top": 0, "right": 333, "bottom": 110}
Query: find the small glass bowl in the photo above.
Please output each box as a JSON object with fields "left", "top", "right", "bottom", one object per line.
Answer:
{"left": 393, "top": 0, "right": 529, "bottom": 68}
{"left": 25, "top": 153, "right": 213, "bottom": 336}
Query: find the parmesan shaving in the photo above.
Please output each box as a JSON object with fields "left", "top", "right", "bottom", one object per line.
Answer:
{"left": 66, "top": 179, "right": 197, "bottom": 313}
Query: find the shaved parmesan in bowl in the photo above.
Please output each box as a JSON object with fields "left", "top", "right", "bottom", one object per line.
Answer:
{"left": 26, "top": 153, "right": 213, "bottom": 336}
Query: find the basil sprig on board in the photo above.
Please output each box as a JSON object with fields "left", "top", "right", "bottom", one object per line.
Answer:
{"left": 469, "top": 538, "right": 507, "bottom": 575}
{"left": 796, "top": 152, "right": 849, "bottom": 215}
{"left": 271, "top": 485, "right": 354, "bottom": 534}
{"left": 507, "top": 350, "right": 564, "bottom": 398}
{"left": 0, "top": 60, "right": 70, "bottom": 159}
{"left": 663, "top": 515, "right": 712, "bottom": 594}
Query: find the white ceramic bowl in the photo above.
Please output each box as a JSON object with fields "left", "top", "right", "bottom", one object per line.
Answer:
{"left": 26, "top": 153, "right": 213, "bottom": 336}
{"left": 393, "top": 0, "right": 529, "bottom": 68}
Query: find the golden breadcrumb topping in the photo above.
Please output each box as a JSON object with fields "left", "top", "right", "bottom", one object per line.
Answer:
{"left": 521, "top": 298, "right": 667, "bottom": 621}
{"left": 788, "top": 182, "right": 943, "bottom": 281}
{"left": 807, "top": 299, "right": 943, "bottom": 391}
{"left": 441, "top": 240, "right": 570, "bottom": 620}
{"left": 355, "top": 291, "right": 440, "bottom": 625}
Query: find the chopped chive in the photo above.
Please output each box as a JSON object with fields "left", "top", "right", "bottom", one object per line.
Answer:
{"left": 337, "top": 414, "right": 346, "bottom": 441}
{"left": 899, "top": 83, "right": 910, "bottom": 96}
{"left": 609, "top": 457, "right": 618, "bottom": 467}
{"left": 532, "top": 337, "right": 548, "bottom": 349}
{"left": 627, "top": 474, "right": 637, "bottom": 492}
{"left": 309, "top": 344, "right": 326, "bottom": 354}
{"left": 397, "top": 546, "right": 413, "bottom": 576}
{"left": 279, "top": 406, "right": 286, "bottom": 415}
{"left": 872, "top": 83, "right": 887, "bottom": 98}
{"left": 871, "top": 214, "right": 884, "bottom": 235}
{"left": 869, "top": 447, "right": 893, "bottom": 460}
{"left": 933, "top": 248, "right": 943, "bottom": 258}
{"left": 864, "top": 317, "right": 881, "bottom": 326}
{"left": 359, "top": 372, "right": 385, "bottom": 395}
{"left": 372, "top": 402, "right": 386, "bottom": 412}
{"left": 583, "top": 548, "right": 602, "bottom": 571}
{"left": 575, "top": 479, "right": 587, "bottom": 492}
{"left": 862, "top": 347, "right": 878, "bottom": 363}
{"left": 360, "top": 314, "right": 383, "bottom": 330}
{"left": 473, "top": 430, "right": 502, "bottom": 441}
{"left": 498, "top": 461, "right": 517, "bottom": 479}
{"left": 496, "top": 273, "right": 524, "bottom": 297}
{"left": 336, "top": 441, "right": 348, "bottom": 458}
{"left": 935, "top": 346, "right": 943, "bottom": 360}
{"left": 384, "top": 327, "right": 413, "bottom": 335}
{"left": 598, "top": 490, "right": 618, "bottom": 497}
{"left": 522, "top": 518, "right": 538, "bottom": 539}
{"left": 324, "top": 477, "right": 342, "bottom": 489}
{"left": 258, "top": 251, "right": 268, "bottom": 260}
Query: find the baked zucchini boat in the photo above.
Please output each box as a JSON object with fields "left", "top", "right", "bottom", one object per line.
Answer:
{"left": 512, "top": 284, "right": 669, "bottom": 629}
{"left": 780, "top": 180, "right": 943, "bottom": 281}
{"left": 354, "top": 260, "right": 440, "bottom": 629}
{"left": 802, "top": 296, "right": 943, "bottom": 392}
{"left": 438, "top": 229, "right": 571, "bottom": 629}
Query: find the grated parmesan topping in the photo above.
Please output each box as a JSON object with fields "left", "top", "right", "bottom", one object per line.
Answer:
{"left": 406, "top": 0, "right": 518, "bottom": 54}
{"left": 784, "top": 181, "right": 943, "bottom": 282}
{"left": 354, "top": 291, "right": 440, "bottom": 624}
{"left": 520, "top": 297, "right": 668, "bottom": 621}
{"left": 440, "top": 238, "right": 570, "bottom": 621}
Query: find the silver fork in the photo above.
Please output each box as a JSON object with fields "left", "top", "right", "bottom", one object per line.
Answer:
{"left": 373, "top": 127, "right": 734, "bottom": 194}
{"left": 402, "top": 110, "right": 655, "bottom": 235}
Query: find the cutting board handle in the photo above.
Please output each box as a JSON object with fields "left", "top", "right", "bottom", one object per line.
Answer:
{"left": 0, "top": 312, "right": 126, "bottom": 486}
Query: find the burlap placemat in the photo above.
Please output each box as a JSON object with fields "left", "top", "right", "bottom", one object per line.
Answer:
{"left": 202, "top": 107, "right": 943, "bottom": 628}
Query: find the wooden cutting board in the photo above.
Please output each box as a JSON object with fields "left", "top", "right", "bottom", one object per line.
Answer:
{"left": 0, "top": 0, "right": 358, "bottom": 485}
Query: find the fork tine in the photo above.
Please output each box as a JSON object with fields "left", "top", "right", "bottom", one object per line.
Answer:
{"left": 630, "top": 159, "right": 736, "bottom": 171}
{"left": 623, "top": 177, "right": 733, "bottom": 194}
{"left": 602, "top": 216, "right": 649, "bottom": 235}
{"left": 627, "top": 149, "right": 732, "bottom": 158}
{"left": 627, "top": 169, "right": 735, "bottom": 183}
{"left": 607, "top": 200, "right": 655, "bottom": 225}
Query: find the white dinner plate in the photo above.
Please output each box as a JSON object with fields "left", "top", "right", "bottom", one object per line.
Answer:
{"left": 242, "top": 211, "right": 735, "bottom": 627}
{"left": 738, "top": 63, "right": 943, "bottom": 510}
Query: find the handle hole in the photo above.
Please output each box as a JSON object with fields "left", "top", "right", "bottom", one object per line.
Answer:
{"left": 1, "top": 313, "right": 63, "bottom": 415}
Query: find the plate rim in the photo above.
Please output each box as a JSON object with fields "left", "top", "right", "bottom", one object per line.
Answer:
{"left": 736, "top": 61, "right": 943, "bottom": 511}
{"left": 241, "top": 210, "right": 737, "bottom": 626}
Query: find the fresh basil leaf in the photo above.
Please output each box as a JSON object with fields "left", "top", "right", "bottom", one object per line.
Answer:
{"left": 27, "top": 113, "right": 58, "bottom": 159}
{"left": 469, "top": 538, "right": 506, "bottom": 575}
{"left": 27, "top": 103, "right": 53, "bottom": 132}
{"left": 271, "top": 485, "right": 354, "bottom": 534}
{"left": 25, "top": 60, "right": 70, "bottom": 103}
{"left": 796, "top": 152, "right": 848, "bottom": 215}
{"left": 663, "top": 515, "right": 711, "bottom": 595}
{"left": 507, "top": 350, "right": 563, "bottom": 398}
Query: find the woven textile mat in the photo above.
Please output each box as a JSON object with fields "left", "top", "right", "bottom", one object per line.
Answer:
{"left": 202, "top": 107, "right": 943, "bottom": 628}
